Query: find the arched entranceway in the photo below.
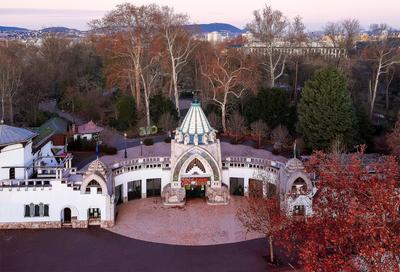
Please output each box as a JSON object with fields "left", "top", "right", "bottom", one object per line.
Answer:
{"left": 181, "top": 157, "right": 210, "bottom": 200}
{"left": 63, "top": 208, "right": 71, "bottom": 224}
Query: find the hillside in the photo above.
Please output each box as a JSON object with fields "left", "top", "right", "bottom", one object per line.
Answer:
{"left": 187, "top": 23, "right": 244, "bottom": 34}
{"left": 0, "top": 26, "right": 29, "bottom": 32}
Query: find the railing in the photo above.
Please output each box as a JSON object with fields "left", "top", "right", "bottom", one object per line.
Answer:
{"left": 222, "top": 156, "right": 285, "bottom": 170}
{"left": 112, "top": 156, "right": 171, "bottom": 176}
{"left": 0, "top": 179, "right": 52, "bottom": 188}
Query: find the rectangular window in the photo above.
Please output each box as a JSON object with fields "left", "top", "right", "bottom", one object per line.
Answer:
{"left": 293, "top": 205, "right": 305, "bottom": 216}
{"left": 88, "top": 208, "right": 101, "bottom": 219}
{"left": 9, "top": 168, "right": 15, "bottom": 179}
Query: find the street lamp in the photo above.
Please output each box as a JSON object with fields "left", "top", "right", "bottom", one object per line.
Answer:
{"left": 140, "top": 140, "right": 143, "bottom": 157}
{"left": 124, "top": 133, "right": 128, "bottom": 159}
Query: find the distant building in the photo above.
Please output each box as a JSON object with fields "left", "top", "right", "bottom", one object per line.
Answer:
{"left": 72, "top": 120, "right": 104, "bottom": 141}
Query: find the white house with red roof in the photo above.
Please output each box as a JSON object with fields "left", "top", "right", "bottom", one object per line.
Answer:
{"left": 72, "top": 120, "right": 104, "bottom": 141}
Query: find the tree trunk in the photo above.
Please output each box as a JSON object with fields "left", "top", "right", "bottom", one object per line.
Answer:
{"left": 270, "top": 56, "right": 275, "bottom": 88}
{"left": 269, "top": 236, "right": 274, "bottom": 263}
{"left": 1, "top": 93, "right": 5, "bottom": 122}
{"left": 8, "top": 95, "right": 13, "bottom": 124}
{"left": 370, "top": 59, "right": 382, "bottom": 118}
{"left": 221, "top": 105, "right": 226, "bottom": 132}
{"left": 172, "top": 65, "right": 180, "bottom": 118}
{"left": 145, "top": 97, "right": 150, "bottom": 128}
{"left": 293, "top": 60, "right": 299, "bottom": 103}
{"left": 370, "top": 71, "right": 380, "bottom": 118}
{"left": 134, "top": 66, "right": 141, "bottom": 111}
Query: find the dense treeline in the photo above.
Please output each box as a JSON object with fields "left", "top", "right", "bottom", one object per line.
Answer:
{"left": 0, "top": 3, "right": 399, "bottom": 154}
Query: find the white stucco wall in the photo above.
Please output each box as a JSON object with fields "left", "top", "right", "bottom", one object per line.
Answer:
{"left": 0, "top": 180, "right": 112, "bottom": 223}
{"left": 0, "top": 143, "right": 32, "bottom": 180}
{"left": 114, "top": 168, "right": 171, "bottom": 199}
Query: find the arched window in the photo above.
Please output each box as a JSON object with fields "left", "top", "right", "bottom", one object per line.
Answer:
{"left": 34, "top": 205, "right": 40, "bottom": 217}
{"left": 291, "top": 178, "right": 308, "bottom": 194}
{"left": 24, "top": 205, "right": 30, "bottom": 217}
{"left": 44, "top": 205, "right": 49, "bottom": 217}
{"left": 86, "top": 180, "right": 103, "bottom": 194}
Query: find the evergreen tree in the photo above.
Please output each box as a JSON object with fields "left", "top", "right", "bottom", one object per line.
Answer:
{"left": 243, "top": 88, "right": 296, "bottom": 131}
{"left": 149, "top": 94, "right": 178, "bottom": 124}
{"left": 297, "top": 68, "right": 356, "bottom": 150}
{"left": 115, "top": 95, "right": 137, "bottom": 131}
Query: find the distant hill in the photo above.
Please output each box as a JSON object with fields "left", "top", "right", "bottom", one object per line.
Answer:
{"left": 41, "top": 27, "right": 80, "bottom": 33}
{"left": 187, "top": 23, "right": 244, "bottom": 34}
{"left": 0, "top": 26, "right": 29, "bottom": 32}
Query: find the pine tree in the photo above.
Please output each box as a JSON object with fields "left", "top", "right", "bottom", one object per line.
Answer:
{"left": 297, "top": 68, "right": 356, "bottom": 150}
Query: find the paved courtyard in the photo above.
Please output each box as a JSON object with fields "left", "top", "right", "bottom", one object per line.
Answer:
{"left": 110, "top": 196, "right": 264, "bottom": 245}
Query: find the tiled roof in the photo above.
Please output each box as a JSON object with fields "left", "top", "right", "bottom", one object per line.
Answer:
{"left": 40, "top": 117, "right": 68, "bottom": 134}
{"left": 77, "top": 120, "right": 103, "bottom": 134}
{"left": 179, "top": 101, "right": 214, "bottom": 136}
{"left": 0, "top": 124, "right": 37, "bottom": 146}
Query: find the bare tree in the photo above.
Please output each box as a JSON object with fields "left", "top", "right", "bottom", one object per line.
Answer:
{"left": 383, "top": 67, "right": 395, "bottom": 110}
{"left": 141, "top": 45, "right": 162, "bottom": 127}
{"left": 227, "top": 112, "right": 246, "bottom": 144}
{"left": 329, "top": 136, "right": 347, "bottom": 157}
{"left": 251, "top": 119, "right": 269, "bottom": 148}
{"left": 287, "top": 16, "right": 308, "bottom": 102}
{"left": 207, "top": 111, "right": 222, "bottom": 131}
{"left": 0, "top": 43, "right": 23, "bottom": 123}
{"left": 91, "top": 3, "right": 160, "bottom": 110}
{"left": 365, "top": 24, "right": 400, "bottom": 118}
{"left": 271, "top": 125, "right": 289, "bottom": 152}
{"left": 157, "top": 7, "right": 197, "bottom": 117}
{"left": 158, "top": 112, "right": 177, "bottom": 135}
{"left": 247, "top": 4, "right": 288, "bottom": 88}
{"left": 237, "top": 193, "right": 287, "bottom": 264}
{"left": 201, "top": 47, "right": 255, "bottom": 132}
{"left": 342, "top": 18, "right": 361, "bottom": 52}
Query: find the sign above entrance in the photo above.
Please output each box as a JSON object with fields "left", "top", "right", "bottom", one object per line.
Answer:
{"left": 181, "top": 177, "right": 209, "bottom": 187}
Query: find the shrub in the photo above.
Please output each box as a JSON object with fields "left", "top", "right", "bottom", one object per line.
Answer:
{"left": 143, "top": 138, "right": 154, "bottom": 146}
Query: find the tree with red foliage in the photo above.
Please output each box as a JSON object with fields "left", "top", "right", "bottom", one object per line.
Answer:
{"left": 237, "top": 190, "right": 288, "bottom": 264}
{"left": 282, "top": 148, "right": 400, "bottom": 271}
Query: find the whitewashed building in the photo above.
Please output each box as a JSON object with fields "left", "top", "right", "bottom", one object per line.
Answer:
{"left": 0, "top": 124, "right": 114, "bottom": 229}
{"left": 0, "top": 101, "right": 314, "bottom": 229}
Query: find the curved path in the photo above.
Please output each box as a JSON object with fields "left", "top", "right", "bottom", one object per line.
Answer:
{"left": 111, "top": 197, "right": 263, "bottom": 245}
{"left": 0, "top": 228, "right": 269, "bottom": 272}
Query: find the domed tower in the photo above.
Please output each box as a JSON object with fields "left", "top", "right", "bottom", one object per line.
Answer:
{"left": 163, "top": 100, "right": 228, "bottom": 205}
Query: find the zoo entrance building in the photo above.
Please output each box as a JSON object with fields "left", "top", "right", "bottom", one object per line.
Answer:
{"left": 0, "top": 101, "right": 314, "bottom": 229}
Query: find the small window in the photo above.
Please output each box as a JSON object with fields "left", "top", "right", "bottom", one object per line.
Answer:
{"left": 88, "top": 208, "right": 101, "bottom": 219}
{"left": 24, "top": 205, "right": 30, "bottom": 217}
{"left": 44, "top": 205, "right": 49, "bottom": 216}
{"left": 34, "top": 205, "right": 40, "bottom": 217}
{"left": 9, "top": 168, "right": 15, "bottom": 179}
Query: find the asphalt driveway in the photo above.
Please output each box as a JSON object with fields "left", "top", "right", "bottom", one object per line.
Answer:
{"left": 0, "top": 228, "right": 269, "bottom": 272}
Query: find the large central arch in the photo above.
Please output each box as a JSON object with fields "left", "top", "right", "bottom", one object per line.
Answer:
{"left": 172, "top": 147, "right": 221, "bottom": 184}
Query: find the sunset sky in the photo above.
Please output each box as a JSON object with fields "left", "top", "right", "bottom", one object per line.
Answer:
{"left": 0, "top": 0, "right": 399, "bottom": 30}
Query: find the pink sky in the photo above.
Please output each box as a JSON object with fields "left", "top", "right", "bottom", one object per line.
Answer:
{"left": 0, "top": 0, "right": 399, "bottom": 30}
